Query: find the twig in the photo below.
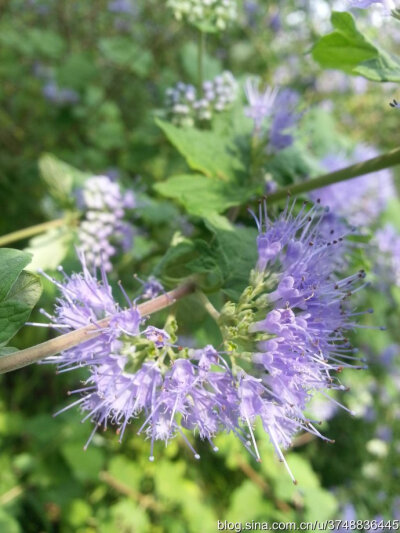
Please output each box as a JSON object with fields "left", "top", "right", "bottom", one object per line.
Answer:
{"left": 235, "top": 454, "right": 291, "bottom": 513}
{"left": 0, "top": 281, "right": 196, "bottom": 374}
{"left": 196, "top": 290, "right": 221, "bottom": 322}
{"left": 291, "top": 432, "right": 316, "bottom": 448}
{"left": 99, "top": 471, "right": 162, "bottom": 512}
{"left": 0, "top": 218, "right": 68, "bottom": 247}
{"left": 0, "top": 485, "right": 24, "bottom": 505}
{"left": 266, "top": 146, "right": 400, "bottom": 203}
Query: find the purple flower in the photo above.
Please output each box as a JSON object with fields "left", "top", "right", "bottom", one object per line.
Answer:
{"left": 269, "top": 11, "right": 281, "bottom": 33}
{"left": 311, "top": 146, "right": 395, "bottom": 227}
{"left": 38, "top": 254, "right": 142, "bottom": 372}
{"left": 35, "top": 197, "right": 372, "bottom": 475}
{"left": 244, "top": 79, "right": 278, "bottom": 132}
{"left": 269, "top": 89, "right": 300, "bottom": 150}
{"left": 138, "top": 275, "right": 164, "bottom": 300}
{"left": 143, "top": 326, "right": 171, "bottom": 348}
{"left": 380, "top": 344, "right": 399, "bottom": 368}
{"left": 108, "top": 0, "right": 135, "bottom": 14}
{"left": 137, "top": 347, "right": 237, "bottom": 459}
{"left": 37, "top": 256, "right": 237, "bottom": 458}
{"left": 166, "top": 71, "right": 238, "bottom": 127}
{"left": 43, "top": 81, "right": 79, "bottom": 105}
{"left": 350, "top": 0, "right": 396, "bottom": 10}
{"left": 226, "top": 200, "right": 369, "bottom": 479}
{"left": 77, "top": 175, "right": 135, "bottom": 271}
{"left": 80, "top": 359, "right": 163, "bottom": 447}
{"left": 244, "top": 79, "right": 299, "bottom": 150}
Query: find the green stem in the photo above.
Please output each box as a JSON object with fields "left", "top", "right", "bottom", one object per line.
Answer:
{"left": 196, "top": 290, "right": 220, "bottom": 322}
{"left": 0, "top": 281, "right": 196, "bottom": 375}
{"left": 0, "top": 218, "right": 69, "bottom": 247}
{"left": 198, "top": 30, "right": 205, "bottom": 92}
{"left": 266, "top": 146, "right": 400, "bottom": 204}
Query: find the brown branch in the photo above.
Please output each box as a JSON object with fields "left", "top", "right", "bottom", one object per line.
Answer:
{"left": 0, "top": 281, "right": 196, "bottom": 374}
{"left": 99, "top": 471, "right": 162, "bottom": 512}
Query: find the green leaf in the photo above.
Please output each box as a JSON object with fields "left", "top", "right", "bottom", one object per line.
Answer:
{"left": 0, "top": 248, "right": 32, "bottom": 301}
{"left": 153, "top": 233, "right": 197, "bottom": 282}
{"left": 0, "top": 25, "right": 64, "bottom": 60}
{"left": 39, "top": 153, "right": 90, "bottom": 206}
{"left": 154, "top": 174, "right": 257, "bottom": 216}
{"left": 0, "top": 508, "right": 21, "bottom": 533}
{"left": 380, "top": 198, "right": 400, "bottom": 232}
{"left": 0, "top": 250, "right": 42, "bottom": 347}
{"left": 7, "top": 271, "right": 42, "bottom": 308}
{"left": 180, "top": 42, "right": 222, "bottom": 83}
{"left": 0, "top": 347, "right": 18, "bottom": 356}
{"left": 61, "top": 442, "right": 105, "bottom": 482}
{"left": 205, "top": 214, "right": 257, "bottom": 301}
{"left": 312, "top": 11, "right": 400, "bottom": 82}
{"left": 153, "top": 232, "right": 224, "bottom": 290}
{"left": 0, "top": 300, "right": 33, "bottom": 347}
{"left": 25, "top": 227, "right": 73, "bottom": 271}
{"left": 100, "top": 499, "right": 150, "bottom": 533}
{"left": 66, "top": 499, "right": 92, "bottom": 529}
{"left": 304, "top": 488, "right": 338, "bottom": 521}
{"left": 266, "top": 143, "right": 322, "bottom": 187}
{"left": 227, "top": 480, "right": 274, "bottom": 522}
{"left": 355, "top": 56, "right": 400, "bottom": 82}
{"left": 57, "top": 53, "right": 98, "bottom": 90}
{"left": 99, "top": 37, "right": 153, "bottom": 77}
{"left": 107, "top": 456, "right": 141, "bottom": 491}
{"left": 156, "top": 119, "right": 245, "bottom": 181}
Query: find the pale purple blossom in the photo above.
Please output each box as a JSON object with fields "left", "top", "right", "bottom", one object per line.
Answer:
{"left": 244, "top": 80, "right": 300, "bottom": 150}
{"left": 244, "top": 79, "right": 278, "bottom": 132}
{"left": 43, "top": 81, "right": 79, "bottom": 105}
{"left": 311, "top": 146, "right": 396, "bottom": 227}
{"left": 108, "top": 0, "right": 135, "bottom": 14}
{"left": 269, "top": 89, "right": 300, "bottom": 150}
{"left": 240, "top": 201, "right": 369, "bottom": 479}
{"left": 35, "top": 197, "right": 371, "bottom": 474}
{"left": 166, "top": 72, "right": 238, "bottom": 127}
{"left": 350, "top": 0, "right": 396, "bottom": 10}
{"left": 373, "top": 224, "right": 400, "bottom": 286}
{"left": 77, "top": 175, "right": 135, "bottom": 271}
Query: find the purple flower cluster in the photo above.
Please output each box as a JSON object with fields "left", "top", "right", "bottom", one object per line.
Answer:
{"left": 39, "top": 201, "right": 368, "bottom": 476}
{"left": 165, "top": 71, "right": 238, "bottom": 127}
{"left": 244, "top": 79, "right": 300, "bottom": 151}
{"left": 77, "top": 175, "right": 135, "bottom": 272}
{"left": 350, "top": 0, "right": 396, "bottom": 11}
{"left": 39, "top": 258, "right": 237, "bottom": 456}
{"left": 310, "top": 146, "right": 395, "bottom": 227}
{"left": 108, "top": 0, "right": 135, "bottom": 14}
{"left": 42, "top": 81, "right": 79, "bottom": 106}
{"left": 220, "top": 201, "right": 368, "bottom": 479}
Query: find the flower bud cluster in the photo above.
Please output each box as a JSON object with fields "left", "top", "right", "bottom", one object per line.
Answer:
{"left": 166, "top": 0, "right": 237, "bottom": 31}
{"left": 165, "top": 71, "right": 238, "bottom": 127}
{"left": 77, "top": 175, "right": 135, "bottom": 272}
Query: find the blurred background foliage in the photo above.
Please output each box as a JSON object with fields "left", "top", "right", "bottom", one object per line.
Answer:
{"left": 1, "top": 0, "right": 400, "bottom": 531}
